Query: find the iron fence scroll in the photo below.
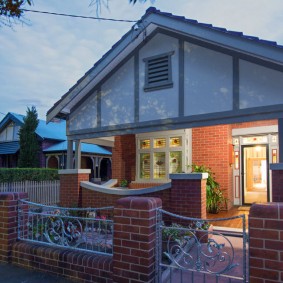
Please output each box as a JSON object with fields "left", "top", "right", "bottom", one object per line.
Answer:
{"left": 156, "top": 208, "right": 248, "bottom": 283}
{"left": 18, "top": 199, "right": 114, "bottom": 255}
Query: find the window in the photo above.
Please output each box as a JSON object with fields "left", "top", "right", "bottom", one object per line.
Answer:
{"left": 143, "top": 51, "right": 174, "bottom": 91}
{"left": 137, "top": 131, "right": 186, "bottom": 182}
{"left": 0, "top": 122, "right": 16, "bottom": 141}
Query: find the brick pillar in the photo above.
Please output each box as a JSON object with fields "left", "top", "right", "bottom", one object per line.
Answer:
{"left": 113, "top": 197, "right": 162, "bottom": 283}
{"left": 192, "top": 124, "right": 233, "bottom": 209}
{"left": 270, "top": 164, "right": 283, "bottom": 202}
{"left": 59, "top": 169, "right": 90, "bottom": 207}
{"left": 112, "top": 135, "right": 136, "bottom": 184}
{"left": 0, "top": 192, "right": 28, "bottom": 263}
{"left": 249, "top": 203, "right": 283, "bottom": 283}
{"left": 170, "top": 173, "right": 207, "bottom": 219}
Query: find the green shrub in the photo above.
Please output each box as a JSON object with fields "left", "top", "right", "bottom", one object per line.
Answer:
{"left": 188, "top": 164, "right": 228, "bottom": 214}
{"left": 0, "top": 168, "right": 59, "bottom": 182}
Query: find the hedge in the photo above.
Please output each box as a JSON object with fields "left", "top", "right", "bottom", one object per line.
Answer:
{"left": 0, "top": 168, "right": 59, "bottom": 183}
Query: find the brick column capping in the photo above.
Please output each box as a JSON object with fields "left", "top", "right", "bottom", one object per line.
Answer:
{"left": 113, "top": 197, "right": 162, "bottom": 283}
{"left": 59, "top": 169, "right": 90, "bottom": 207}
{"left": 170, "top": 173, "right": 208, "bottom": 219}
{"left": 270, "top": 163, "right": 283, "bottom": 202}
{"left": 0, "top": 192, "right": 28, "bottom": 263}
{"left": 249, "top": 202, "right": 283, "bottom": 283}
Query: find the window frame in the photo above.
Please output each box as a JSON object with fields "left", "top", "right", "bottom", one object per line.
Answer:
{"left": 136, "top": 131, "right": 186, "bottom": 182}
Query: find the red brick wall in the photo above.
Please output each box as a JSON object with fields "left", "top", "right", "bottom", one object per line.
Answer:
{"left": 0, "top": 192, "right": 28, "bottom": 263}
{"left": 59, "top": 172, "right": 90, "bottom": 207}
{"left": 249, "top": 203, "right": 283, "bottom": 283}
{"left": 271, "top": 170, "right": 283, "bottom": 202}
{"left": 113, "top": 197, "right": 161, "bottom": 282}
{"left": 112, "top": 135, "right": 136, "bottom": 184}
{"left": 192, "top": 124, "right": 232, "bottom": 209}
{"left": 231, "top": 120, "right": 277, "bottom": 129}
{"left": 82, "top": 175, "right": 206, "bottom": 219}
{"left": 12, "top": 242, "right": 113, "bottom": 283}
{"left": 129, "top": 183, "right": 160, "bottom": 189}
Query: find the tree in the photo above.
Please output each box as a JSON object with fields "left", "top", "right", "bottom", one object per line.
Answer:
{"left": 18, "top": 106, "right": 40, "bottom": 168}
{"left": 0, "top": 0, "right": 32, "bottom": 27}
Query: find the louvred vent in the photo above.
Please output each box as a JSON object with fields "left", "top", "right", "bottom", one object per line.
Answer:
{"left": 147, "top": 55, "right": 170, "bottom": 85}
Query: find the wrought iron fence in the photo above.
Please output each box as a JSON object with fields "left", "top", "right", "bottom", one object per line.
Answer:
{"left": 18, "top": 199, "right": 114, "bottom": 255}
{"left": 156, "top": 209, "right": 248, "bottom": 282}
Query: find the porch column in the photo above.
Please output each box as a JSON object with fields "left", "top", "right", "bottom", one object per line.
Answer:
{"left": 269, "top": 118, "right": 283, "bottom": 202}
{"left": 59, "top": 169, "right": 91, "bottom": 207}
{"left": 170, "top": 173, "right": 208, "bottom": 219}
{"left": 74, "top": 140, "right": 81, "bottom": 169}
{"left": 66, "top": 140, "right": 73, "bottom": 169}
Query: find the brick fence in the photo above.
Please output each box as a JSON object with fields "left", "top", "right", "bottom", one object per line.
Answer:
{"left": 78, "top": 173, "right": 207, "bottom": 220}
{"left": 1, "top": 192, "right": 283, "bottom": 282}
{"left": 249, "top": 203, "right": 283, "bottom": 283}
{"left": 0, "top": 193, "right": 162, "bottom": 283}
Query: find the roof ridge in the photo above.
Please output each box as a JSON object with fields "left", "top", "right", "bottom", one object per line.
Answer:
{"left": 144, "top": 6, "right": 283, "bottom": 49}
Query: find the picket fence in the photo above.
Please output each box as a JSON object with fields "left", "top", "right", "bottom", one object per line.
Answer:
{"left": 0, "top": 180, "right": 60, "bottom": 205}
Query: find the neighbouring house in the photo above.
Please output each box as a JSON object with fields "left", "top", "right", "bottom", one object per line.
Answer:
{"left": 46, "top": 7, "right": 283, "bottom": 208}
{"left": 0, "top": 112, "right": 112, "bottom": 181}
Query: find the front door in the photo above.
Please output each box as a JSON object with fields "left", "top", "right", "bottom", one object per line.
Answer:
{"left": 242, "top": 145, "right": 269, "bottom": 204}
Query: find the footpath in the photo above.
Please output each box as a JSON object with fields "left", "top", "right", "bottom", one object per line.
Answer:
{"left": 0, "top": 263, "right": 77, "bottom": 283}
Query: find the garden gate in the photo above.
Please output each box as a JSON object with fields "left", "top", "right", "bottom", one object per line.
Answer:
{"left": 156, "top": 209, "right": 248, "bottom": 283}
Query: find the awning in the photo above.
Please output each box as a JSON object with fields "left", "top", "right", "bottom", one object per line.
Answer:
{"left": 0, "top": 141, "right": 20, "bottom": 155}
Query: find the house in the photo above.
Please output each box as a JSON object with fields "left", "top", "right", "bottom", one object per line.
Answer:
{"left": 46, "top": 7, "right": 283, "bottom": 208}
{"left": 0, "top": 112, "right": 112, "bottom": 180}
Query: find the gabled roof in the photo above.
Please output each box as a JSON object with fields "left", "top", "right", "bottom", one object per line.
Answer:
{"left": 47, "top": 7, "right": 283, "bottom": 122}
{"left": 0, "top": 112, "right": 112, "bottom": 155}
{"left": 43, "top": 141, "right": 111, "bottom": 155}
{"left": 0, "top": 112, "right": 66, "bottom": 141}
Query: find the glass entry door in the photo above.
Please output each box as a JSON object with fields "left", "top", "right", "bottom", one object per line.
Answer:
{"left": 242, "top": 145, "right": 269, "bottom": 204}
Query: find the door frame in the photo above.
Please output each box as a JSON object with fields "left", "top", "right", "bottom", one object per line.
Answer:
{"left": 241, "top": 144, "right": 270, "bottom": 205}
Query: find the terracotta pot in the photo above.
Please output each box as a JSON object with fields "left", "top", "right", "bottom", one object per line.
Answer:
{"left": 195, "top": 225, "right": 213, "bottom": 243}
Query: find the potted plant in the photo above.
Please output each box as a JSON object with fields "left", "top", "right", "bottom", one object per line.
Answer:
{"left": 120, "top": 179, "right": 128, "bottom": 187}
{"left": 188, "top": 164, "right": 228, "bottom": 214}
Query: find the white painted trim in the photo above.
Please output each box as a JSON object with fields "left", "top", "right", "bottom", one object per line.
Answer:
{"left": 58, "top": 169, "right": 91, "bottom": 175}
{"left": 270, "top": 163, "right": 283, "bottom": 170}
{"left": 232, "top": 125, "right": 278, "bottom": 136}
{"left": 170, "top": 173, "right": 208, "bottom": 180}
{"left": 80, "top": 181, "right": 171, "bottom": 195}
{"left": 136, "top": 129, "right": 187, "bottom": 138}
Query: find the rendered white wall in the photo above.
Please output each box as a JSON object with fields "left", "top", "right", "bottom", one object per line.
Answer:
{"left": 239, "top": 60, "right": 283, "bottom": 109}
{"left": 184, "top": 42, "right": 233, "bottom": 116}
{"left": 139, "top": 33, "right": 179, "bottom": 122}
{"left": 69, "top": 91, "right": 98, "bottom": 131}
{"left": 101, "top": 58, "right": 135, "bottom": 126}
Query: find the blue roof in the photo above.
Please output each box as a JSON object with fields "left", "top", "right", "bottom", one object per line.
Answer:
{"left": 0, "top": 141, "right": 20, "bottom": 154}
{"left": 143, "top": 7, "right": 283, "bottom": 48}
{"left": 0, "top": 112, "right": 66, "bottom": 141}
{"left": 43, "top": 141, "right": 111, "bottom": 155}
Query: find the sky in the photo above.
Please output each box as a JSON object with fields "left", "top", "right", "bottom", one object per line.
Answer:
{"left": 0, "top": 0, "right": 283, "bottom": 120}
